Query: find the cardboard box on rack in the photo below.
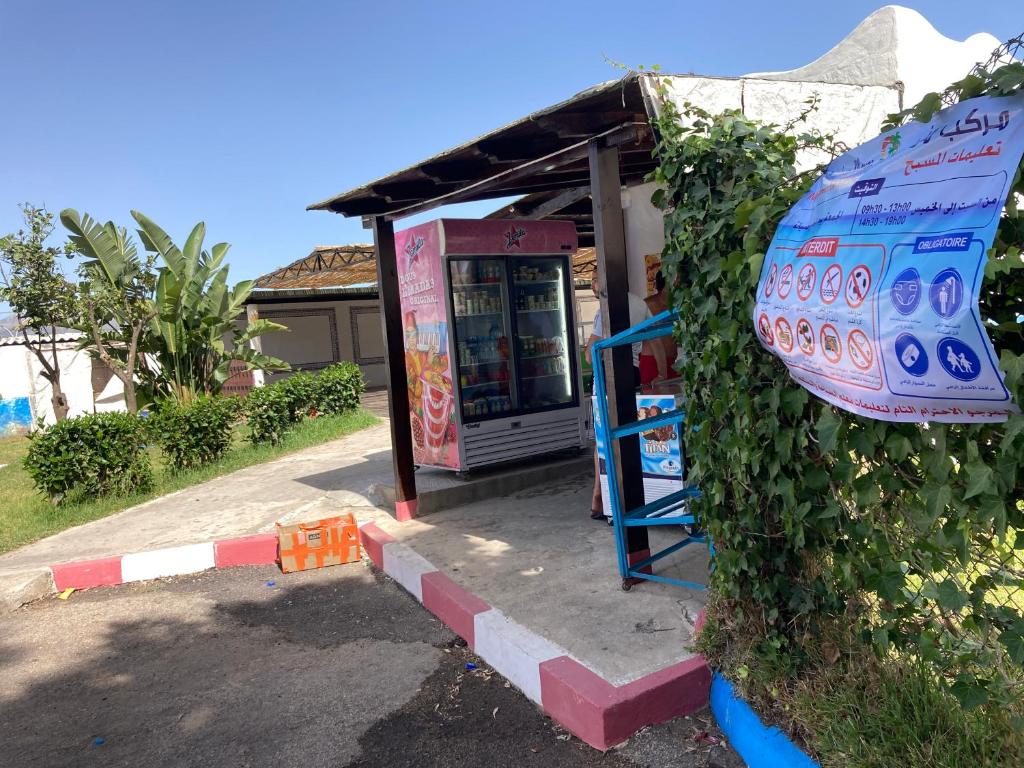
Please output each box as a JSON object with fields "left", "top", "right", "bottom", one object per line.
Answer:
{"left": 276, "top": 513, "right": 361, "bottom": 573}
{"left": 593, "top": 386, "right": 688, "bottom": 519}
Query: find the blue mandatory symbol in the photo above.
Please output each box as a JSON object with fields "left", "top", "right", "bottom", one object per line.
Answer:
{"left": 890, "top": 268, "right": 922, "bottom": 315}
{"left": 928, "top": 268, "right": 964, "bottom": 319}
{"left": 936, "top": 337, "right": 981, "bottom": 381}
{"left": 894, "top": 332, "right": 928, "bottom": 377}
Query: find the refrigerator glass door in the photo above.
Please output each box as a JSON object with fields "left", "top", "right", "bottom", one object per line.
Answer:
{"left": 511, "top": 257, "right": 576, "bottom": 412}
{"left": 449, "top": 258, "right": 517, "bottom": 421}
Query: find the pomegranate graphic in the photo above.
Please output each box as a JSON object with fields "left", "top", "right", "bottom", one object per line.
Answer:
{"left": 411, "top": 414, "right": 425, "bottom": 448}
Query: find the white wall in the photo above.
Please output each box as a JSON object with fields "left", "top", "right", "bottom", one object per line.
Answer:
{"left": 0, "top": 340, "right": 125, "bottom": 426}
{"left": 621, "top": 77, "right": 903, "bottom": 295}
{"left": 250, "top": 298, "right": 386, "bottom": 388}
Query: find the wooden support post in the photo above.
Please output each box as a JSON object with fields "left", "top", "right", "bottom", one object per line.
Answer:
{"left": 371, "top": 216, "right": 418, "bottom": 520}
{"left": 588, "top": 140, "right": 649, "bottom": 565}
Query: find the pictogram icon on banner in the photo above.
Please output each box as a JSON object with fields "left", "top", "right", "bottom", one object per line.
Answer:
{"left": 929, "top": 268, "right": 964, "bottom": 319}
{"left": 845, "top": 264, "right": 871, "bottom": 309}
{"left": 796, "top": 263, "right": 816, "bottom": 301}
{"left": 763, "top": 264, "right": 778, "bottom": 298}
{"left": 777, "top": 264, "right": 794, "bottom": 299}
{"left": 895, "top": 332, "right": 928, "bottom": 377}
{"left": 820, "top": 264, "right": 842, "bottom": 304}
{"left": 890, "top": 268, "right": 922, "bottom": 315}
{"left": 937, "top": 337, "right": 980, "bottom": 381}
{"left": 847, "top": 329, "right": 873, "bottom": 370}
{"left": 775, "top": 317, "right": 794, "bottom": 353}
{"left": 820, "top": 323, "right": 842, "bottom": 364}
{"left": 757, "top": 312, "right": 774, "bottom": 345}
{"left": 796, "top": 318, "right": 814, "bottom": 355}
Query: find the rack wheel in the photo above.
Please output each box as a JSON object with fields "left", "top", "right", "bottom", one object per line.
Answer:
{"left": 621, "top": 579, "right": 633, "bottom": 592}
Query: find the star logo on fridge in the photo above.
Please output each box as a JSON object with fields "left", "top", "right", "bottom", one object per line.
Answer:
{"left": 403, "top": 236, "right": 426, "bottom": 269}
{"left": 504, "top": 225, "right": 527, "bottom": 250}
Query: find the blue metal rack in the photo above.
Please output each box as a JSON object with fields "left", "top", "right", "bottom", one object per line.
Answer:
{"left": 591, "top": 309, "right": 708, "bottom": 592}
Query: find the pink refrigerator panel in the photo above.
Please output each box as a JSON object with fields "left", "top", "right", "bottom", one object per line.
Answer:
{"left": 441, "top": 219, "right": 577, "bottom": 256}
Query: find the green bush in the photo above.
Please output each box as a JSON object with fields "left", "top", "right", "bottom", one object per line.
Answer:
{"left": 245, "top": 365, "right": 366, "bottom": 444}
{"left": 313, "top": 362, "right": 365, "bottom": 415}
{"left": 245, "top": 382, "right": 293, "bottom": 445}
{"left": 277, "top": 371, "right": 317, "bottom": 421}
{"left": 23, "top": 412, "right": 153, "bottom": 503}
{"left": 147, "top": 396, "right": 240, "bottom": 472}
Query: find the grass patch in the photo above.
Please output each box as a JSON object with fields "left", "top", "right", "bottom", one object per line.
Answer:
{"left": 698, "top": 597, "right": 1024, "bottom": 768}
{"left": 0, "top": 408, "right": 378, "bottom": 555}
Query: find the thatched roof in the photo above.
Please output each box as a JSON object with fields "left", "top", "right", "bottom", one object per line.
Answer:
{"left": 250, "top": 244, "right": 596, "bottom": 301}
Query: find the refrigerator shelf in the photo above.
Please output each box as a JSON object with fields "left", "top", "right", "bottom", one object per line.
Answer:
{"left": 521, "top": 373, "right": 566, "bottom": 381}
{"left": 461, "top": 359, "right": 506, "bottom": 366}
{"left": 462, "top": 381, "right": 508, "bottom": 390}
{"left": 453, "top": 283, "right": 503, "bottom": 290}
{"left": 516, "top": 279, "right": 561, "bottom": 286}
{"left": 516, "top": 308, "right": 560, "bottom": 314}
{"left": 519, "top": 353, "right": 561, "bottom": 360}
{"left": 455, "top": 311, "right": 503, "bottom": 319}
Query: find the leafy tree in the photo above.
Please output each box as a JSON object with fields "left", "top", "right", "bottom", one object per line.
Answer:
{"left": 0, "top": 205, "right": 80, "bottom": 421}
{"left": 61, "top": 209, "right": 156, "bottom": 413}
{"left": 130, "top": 211, "right": 288, "bottom": 402}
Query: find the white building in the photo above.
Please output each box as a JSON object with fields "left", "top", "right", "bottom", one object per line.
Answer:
{"left": 0, "top": 330, "right": 125, "bottom": 432}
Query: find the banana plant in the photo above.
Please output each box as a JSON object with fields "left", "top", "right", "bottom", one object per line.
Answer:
{"left": 61, "top": 208, "right": 156, "bottom": 413}
{"left": 130, "top": 211, "right": 290, "bottom": 403}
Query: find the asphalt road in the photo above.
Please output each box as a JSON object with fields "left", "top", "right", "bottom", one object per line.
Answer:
{"left": 0, "top": 561, "right": 742, "bottom": 768}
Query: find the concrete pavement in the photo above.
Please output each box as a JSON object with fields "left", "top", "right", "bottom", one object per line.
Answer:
{"left": 0, "top": 562, "right": 741, "bottom": 767}
{"left": 0, "top": 421, "right": 397, "bottom": 607}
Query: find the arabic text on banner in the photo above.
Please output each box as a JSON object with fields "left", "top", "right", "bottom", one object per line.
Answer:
{"left": 753, "top": 94, "right": 1024, "bottom": 423}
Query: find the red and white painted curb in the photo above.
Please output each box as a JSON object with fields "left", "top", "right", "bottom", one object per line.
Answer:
{"left": 49, "top": 533, "right": 278, "bottom": 592}
{"left": 44, "top": 519, "right": 710, "bottom": 751}
{"left": 358, "top": 521, "right": 711, "bottom": 751}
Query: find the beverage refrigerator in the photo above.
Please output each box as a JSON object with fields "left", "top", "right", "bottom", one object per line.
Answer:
{"left": 395, "top": 218, "right": 587, "bottom": 471}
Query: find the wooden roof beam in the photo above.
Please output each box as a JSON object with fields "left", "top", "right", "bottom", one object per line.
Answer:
{"left": 520, "top": 185, "right": 590, "bottom": 219}
{"left": 533, "top": 111, "right": 642, "bottom": 138}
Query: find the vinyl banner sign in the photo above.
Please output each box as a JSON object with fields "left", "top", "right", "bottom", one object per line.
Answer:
{"left": 754, "top": 94, "right": 1024, "bottom": 422}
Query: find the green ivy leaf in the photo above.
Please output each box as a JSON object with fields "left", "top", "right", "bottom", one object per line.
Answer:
{"left": 935, "top": 580, "right": 968, "bottom": 612}
{"left": 962, "top": 460, "right": 994, "bottom": 500}
{"left": 1000, "top": 622, "right": 1024, "bottom": 665}
{"left": 950, "top": 680, "right": 989, "bottom": 710}
{"left": 815, "top": 408, "right": 840, "bottom": 456}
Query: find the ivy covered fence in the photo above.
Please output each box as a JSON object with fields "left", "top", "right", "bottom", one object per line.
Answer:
{"left": 648, "top": 57, "right": 1024, "bottom": 722}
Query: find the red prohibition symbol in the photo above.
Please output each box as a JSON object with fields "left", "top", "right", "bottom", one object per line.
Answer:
{"left": 777, "top": 264, "right": 794, "bottom": 300}
{"left": 847, "top": 328, "right": 874, "bottom": 370}
{"left": 820, "top": 264, "right": 843, "bottom": 305}
{"left": 845, "top": 264, "right": 872, "bottom": 309}
{"left": 775, "top": 317, "right": 794, "bottom": 353}
{"left": 796, "top": 318, "right": 814, "bottom": 355}
{"left": 796, "top": 263, "right": 816, "bottom": 301}
{"left": 820, "top": 323, "right": 842, "bottom": 364}
{"left": 758, "top": 312, "right": 774, "bottom": 345}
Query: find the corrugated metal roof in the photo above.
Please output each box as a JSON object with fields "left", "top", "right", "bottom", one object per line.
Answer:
{"left": 307, "top": 74, "right": 653, "bottom": 218}
{"left": 0, "top": 329, "right": 83, "bottom": 347}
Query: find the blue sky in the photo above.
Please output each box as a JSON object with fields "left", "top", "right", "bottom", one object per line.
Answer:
{"left": 0, "top": 1, "right": 1019, "bottom": 289}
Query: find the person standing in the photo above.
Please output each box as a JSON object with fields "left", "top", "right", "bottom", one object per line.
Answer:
{"left": 641, "top": 270, "right": 679, "bottom": 382}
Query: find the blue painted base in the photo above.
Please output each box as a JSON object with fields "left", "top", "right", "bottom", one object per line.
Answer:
{"left": 710, "top": 672, "right": 819, "bottom": 768}
{"left": 0, "top": 396, "right": 32, "bottom": 434}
